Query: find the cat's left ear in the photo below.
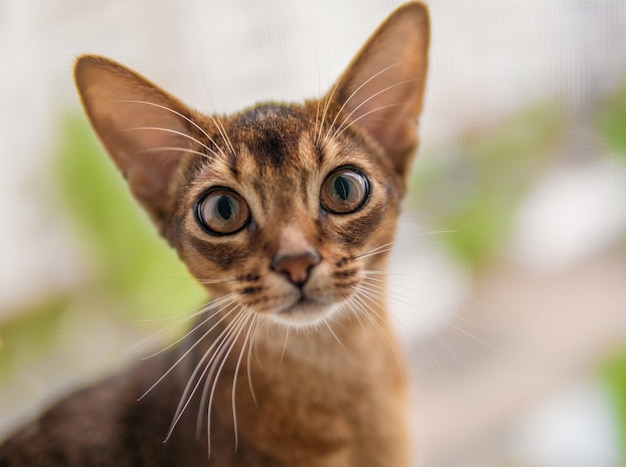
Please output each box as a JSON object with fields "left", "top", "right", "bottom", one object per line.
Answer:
{"left": 330, "top": 2, "right": 429, "bottom": 181}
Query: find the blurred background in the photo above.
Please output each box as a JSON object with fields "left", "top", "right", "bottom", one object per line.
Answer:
{"left": 1, "top": 0, "right": 625, "bottom": 465}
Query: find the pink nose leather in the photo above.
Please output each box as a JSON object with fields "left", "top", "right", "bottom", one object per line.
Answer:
{"left": 271, "top": 251, "right": 321, "bottom": 286}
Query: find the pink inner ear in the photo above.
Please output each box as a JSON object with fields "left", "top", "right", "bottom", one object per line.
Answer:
{"left": 75, "top": 56, "right": 197, "bottom": 225}
{"left": 332, "top": 3, "right": 429, "bottom": 176}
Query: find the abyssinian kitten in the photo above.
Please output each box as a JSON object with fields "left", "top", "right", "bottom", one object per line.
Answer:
{"left": 0, "top": 3, "right": 429, "bottom": 466}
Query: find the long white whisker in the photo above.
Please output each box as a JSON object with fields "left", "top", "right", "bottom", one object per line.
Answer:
{"left": 323, "top": 60, "right": 415, "bottom": 142}
{"left": 141, "top": 295, "right": 237, "bottom": 359}
{"left": 333, "top": 103, "right": 402, "bottom": 140}
{"left": 361, "top": 277, "right": 430, "bottom": 309}
{"left": 349, "top": 291, "right": 405, "bottom": 372}
{"left": 139, "top": 301, "right": 238, "bottom": 402}
{"left": 245, "top": 317, "right": 259, "bottom": 408}
{"left": 359, "top": 280, "right": 496, "bottom": 352}
{"left": 210, "top": 114, "right": 237, "bottom": 159}
{"left": 123, "top": 126, "right": 222, "bottom": 160}
{"left": 280, "top": 326, "right": 290, "bottom": 363}
{"left": 356, "top": 230, "right": 457, "bottom": 261}
{"left": 135, "top": 146, "right": 212, "bottom": 160}
{"left": 193, "top": 308, "right": 248, "bottom": 439}
{"left": 316, "top": 75, "right": 340, "bottom": 144}
{"left": 205, "top": 311, "right": 252, "bottom": 455}
{"left": 330, "top": 76, "right": 424, "bottom": 141}
{"left": 117, "top": 99, "right": 232, "bottom": 161}
{"left": 362, "top": 277, "right": 482, "bottom": 329}
{"left": 164, "top": 307, "right": 246, "bottom": 443}
{"left": 342, "top": 293, "right": 367, "bottom": 330}
{"left": 231, "top": 314, "right": 257, "bottom": 452}
{"left": 354, "top": 285, "right": 438, "bottom": 373}
{"left": 358, "top": 284, "right": 459, "bottom": 373}
{"left": 116, "top": 99, "right": 211, "bottom": 141}
{"left": 323, "top": 319, "right": 345, "bottom": 349}
{"left": 364, "top": 270, "right": 481, "bottom": 306}
{"left": 197, "top": 64, "right": 237, "bottom": 160}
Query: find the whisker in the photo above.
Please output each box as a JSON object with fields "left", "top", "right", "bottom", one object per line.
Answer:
{"left": 115, "top": 99, "right": 212, "bottom": 142}
{"left": 230, "top": 314, "right": 257, "bottom": 452}
{"left": 116, "top": 99, "right": 226, "bottom": 162}
{"left": 359, "top": 280, "right": 497, "bottom": 352}
{"left": 204, "top": 311, "right": 252, "bottom": 455}
{"left": 349, "top": 293, "right": 387, "bottom": 338}
{"left": 138, "top": 301, "right": 238, "bottom": 402}
{"left": 122, "top": 126, "right": 224, "bottom": 160}
{"left": 164, "top": 306, "right": 246, "bottom": 443}
{"left": 197, "top": 64, "right": 237, "bottom": 159}
{"left": 245, "top": 317, "right": 259, "bottom": 408}
{"left": 355, "top": 285, "right": 440, "bottom": 372}
{"left": 280, "top": 326, "right": 290, "bottom": 363}
{"left": 358, "top": 284, "right": 456, "bottom": 358}
{"left": 333, "top": 103, "right": 402, "bottom": 140}
{"left": 135, "top": 146, "right": 211, "bottom": 160}
{"left": 196, "top": 277, "right": 239, "bottom": 285}
{"left": 322, "top": 60, "right": 416, "bottom": 142}
{"left": 330, "top": 76, "right": 425, "bottom": 142}
{"left": 140, "top": 294, "right": 237, "bottom": 359}
{"left": 192, "top": 308, "right": 248, "bottom": 438}
{"left": 300, "top": 15, "right": 324, "bottom": 141}
{"left": 364, "top": 270, "right": 482, "bottom": 307}
{"left": 209, "top": 114, "right": 237, "bottom": 159}
{"left": 362, "top": 276, "right": 482, "bottom": 328}
{"left": 316, "top": 77, "right": 339, "bottom": 144}
{"left": 322, "top": 319, "right": 345, "bottom": 349}
{"left": 356, "top": 230, "right": 457, "bottom": 261}
{"left": 349, "top": 291, "right": 405, "bottom": 373}
{"left": 361, "top": 275, "right": 428, "bottom": 309}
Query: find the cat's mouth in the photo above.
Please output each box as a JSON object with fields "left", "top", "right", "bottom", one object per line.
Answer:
{"left": 273, "top": 293, "right": 338, "bottom": 326}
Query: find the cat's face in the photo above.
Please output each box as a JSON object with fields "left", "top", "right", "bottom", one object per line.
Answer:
{"left": 74, "top": 3, "right": 429, "bottom": 328}
{"left": 167, "top": 103, "right": 404, "bottom": 326}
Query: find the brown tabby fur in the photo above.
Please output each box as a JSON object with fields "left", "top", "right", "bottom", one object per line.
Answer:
{"left": 0, "top": 3, "right": 429, "bottom": 466}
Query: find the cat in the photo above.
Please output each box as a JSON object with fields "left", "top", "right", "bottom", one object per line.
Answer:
{"left": 0, "top": 2, "right": 429, "bottom": 466}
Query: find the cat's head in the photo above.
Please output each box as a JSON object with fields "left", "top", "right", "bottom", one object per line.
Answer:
{"left": 74, "top": 2, "right": 429, "bottom": 328}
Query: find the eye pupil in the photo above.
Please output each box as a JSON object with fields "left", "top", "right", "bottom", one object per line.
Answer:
{"left": 335, "top": 176, "right": 350, "bottom": 201}
{"left": 217, "top": 195, "right": 234, "bottom": 220}
{"left": 196, "top": 188, "right": 250, "bottom": 236}
{"left": 321, "top": 167, "right": 370, "bottom": 214}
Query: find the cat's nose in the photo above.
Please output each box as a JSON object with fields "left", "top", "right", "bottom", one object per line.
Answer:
{"left": 271, "top": 251, "right": 321, "bottom": 287}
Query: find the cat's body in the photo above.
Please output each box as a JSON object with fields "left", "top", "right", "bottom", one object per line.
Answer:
{"left": 0, "top": 3, "right": 429, "bottom": 466}
{"left": 2, "top": 313, "right": 406, "bottom": 466}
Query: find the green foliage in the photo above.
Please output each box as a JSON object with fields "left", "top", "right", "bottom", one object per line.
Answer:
{"left": 597, "top": 81, "right": 626, "bottom": 460}
{"left": 0, "top": 299, "right": 68, "bottom": 375}
{"left": 604, "top": 350, "right": 626, "bottom": 460}
{"left": 411, "top": 102, "right": 562, "bottom": 269}
{"left": 53, "top": 114, "right": 205, "bottom": 321}
{"left": 597, "top": 81, "right": 626, "bottom": 159}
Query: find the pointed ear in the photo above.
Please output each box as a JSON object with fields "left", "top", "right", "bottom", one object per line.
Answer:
{"left": 330, "top": 2, "right": 429, "bottom": 180}
{"left": 74, "top": 55, "right": 199, "bottom": 231}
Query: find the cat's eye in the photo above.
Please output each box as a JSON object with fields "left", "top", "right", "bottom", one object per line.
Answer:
{"left": 196, "top": 188, "right": 250, "bottom": 235}
{"left": 321, "top": 167, "right": 370, "bottom": 214}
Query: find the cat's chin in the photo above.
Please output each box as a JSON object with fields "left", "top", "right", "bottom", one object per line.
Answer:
{"left": 270, "top": 299, "right": 341, "bottom": 328}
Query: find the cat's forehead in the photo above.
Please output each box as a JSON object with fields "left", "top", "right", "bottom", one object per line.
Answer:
{"left": 181, "top": 101, "right": 389, "bottom": 225}
{"left": 193, "top": 103, "right": 380, "bottom": 186}
{"left": 228, "top": 104, "right": 312, "bottom": 170}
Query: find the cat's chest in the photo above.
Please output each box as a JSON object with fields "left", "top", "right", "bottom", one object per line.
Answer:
{"left": 231, "top": 333, "right": 404, "bottom": 459}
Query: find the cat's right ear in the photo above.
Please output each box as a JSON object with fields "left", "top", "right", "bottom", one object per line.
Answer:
{"left": 328, "top": 2, "right": 429, "bottom": 183}
{"left": 74, "top": 55, "right": 197, "bottom": 231}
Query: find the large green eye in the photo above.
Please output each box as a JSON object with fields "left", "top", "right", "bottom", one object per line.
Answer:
{"left": 321, "top": 167, "right": 370, "bottom": 214}
{"left": 196, "top": 188, "right": 250, "bottom": 235}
